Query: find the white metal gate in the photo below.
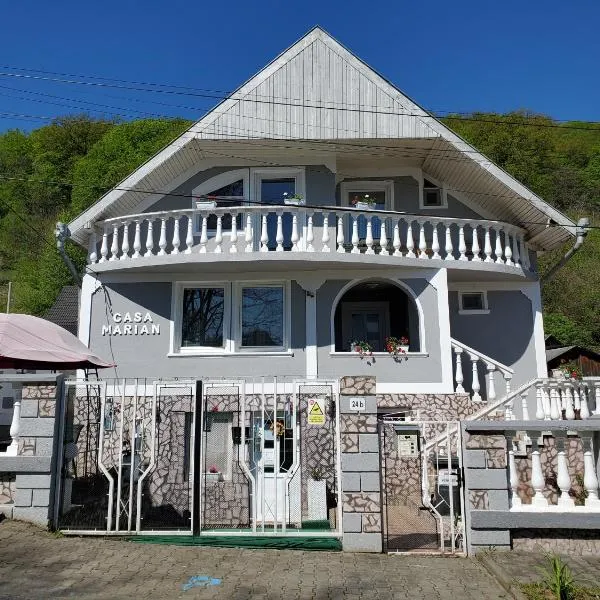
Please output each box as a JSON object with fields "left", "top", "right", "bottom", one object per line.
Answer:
{"left": 57, "top": 379, "right": 196, "bottom": 534}
{"left": 199, "top": 378, "right": 342, "bottom": 536}
{"left": 380, "top": 418, "right": 465, "bottom": 553}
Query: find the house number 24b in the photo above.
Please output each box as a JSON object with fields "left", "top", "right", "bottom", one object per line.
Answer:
{"left": 349, "top": 398, "right": 366, "bottom": 411}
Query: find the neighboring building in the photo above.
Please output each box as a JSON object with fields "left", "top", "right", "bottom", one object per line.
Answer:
{"left": 44, "top": 285, "right": 80, "bottom": 337}
{"left": 16, "top": 28, "right": 596, "bottom": 553}
{"left": 547, "top": 345, "right": 600, "bottom": 377}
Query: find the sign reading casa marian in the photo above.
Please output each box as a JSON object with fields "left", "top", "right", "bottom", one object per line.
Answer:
{"left": 101, "top": 312, "right": 160, "bottom": 336}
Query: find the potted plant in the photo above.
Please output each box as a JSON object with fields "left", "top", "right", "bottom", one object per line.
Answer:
{"left": 205, "top": 464, "right": 223, "bottom": 482}
{"left": 195, "top": 195, "right": 217, "bottom": 210}
{"left": 554, "top": 360, "right": 583, "bottom": 380}
{"left": 351, "top": 193, "right": 377, "bottom": 211}
{"left": 307, "top": 467, "right": 328, "bottom": 521}
{"left": 269, "top": 419, "right": 285, "bottom": 437}
{"left": 350, "top": 340, "right": 373, "bottom": 357}
{"left": 385, "top": 336, "right": 409, "bottom": 357}
{"left": 283, "top": 192, "right": 305, "bottom": 206}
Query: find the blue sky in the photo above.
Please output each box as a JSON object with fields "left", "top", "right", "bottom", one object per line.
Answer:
{"left": 1, "top": 0, "right": 598, "bottom": 131}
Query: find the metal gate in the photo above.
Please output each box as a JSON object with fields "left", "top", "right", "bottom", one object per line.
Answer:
{"left": 199, "top": 378, "right": 341, "bottom": 536}
{"left": 56, "top": 379, "right": 196, "bottom": 534}
{"left": 380, "top": 418, "right": 465, "bottom": 553}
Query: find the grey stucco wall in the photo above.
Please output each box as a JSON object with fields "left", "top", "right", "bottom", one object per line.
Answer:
{"left": 89, "top": 280, "right": 306, "bottom": 379}
{"left": 317, "top": 277, "right": 444, "bottom": 384}
{"left": 449, "top": 290, "right": 538, "bottom": 404}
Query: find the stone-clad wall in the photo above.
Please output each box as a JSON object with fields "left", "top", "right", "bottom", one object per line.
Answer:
{"left": 0, "top": 472, "right": 15, "bottom": 504}
{"left": 339, "top": 376, "right": 382, "bottom": 552}
{"left": 512, "top": 529, "right": 600, "bottom": 555}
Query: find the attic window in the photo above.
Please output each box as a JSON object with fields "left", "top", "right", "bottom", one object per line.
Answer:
{"left": 422, "top": 179, "right": 443, "bottom": 208}
{"left": 458, "top": 291, "right": 490, "bottom": 315}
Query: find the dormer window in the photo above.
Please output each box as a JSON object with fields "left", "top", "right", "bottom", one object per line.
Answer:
{"left": 419, "top": 177, "right": 447, "bottom": 209}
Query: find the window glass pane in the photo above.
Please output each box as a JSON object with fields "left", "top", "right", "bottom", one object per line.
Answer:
{"left": 181, "top": 288, "right": 225, "bottom": 347}
{"left": 261, "top": 178, "right": 295, "bottom": 204}
{"left": 424, "top": 189, "right": 441, "bottom": 206}
{"left": 200, "top": 179, "right": 244, "bottom": 231}
{"left": 461, "top": 293, "right": 484, "bottom": 311}
{"left": 241, "top": 287, "right": 284, "bottom": 347}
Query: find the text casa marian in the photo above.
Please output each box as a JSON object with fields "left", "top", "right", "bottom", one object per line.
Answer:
{"left": 101, "top": 312, "right": 160, "bottom": 336}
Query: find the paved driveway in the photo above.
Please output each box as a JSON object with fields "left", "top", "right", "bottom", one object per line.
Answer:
{"left": 0, "top": 521, "right": 509, "bottom": 599}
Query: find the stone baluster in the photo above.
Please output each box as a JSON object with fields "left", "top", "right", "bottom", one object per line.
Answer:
{"left": 511, "top": 232, "right": 520, "bottom": 266}
{"left": 321, "top": 213, "right": 330, "bottom": 252}
{"left": 418, "top": 221, "right": 428, "bottom": 259}
{"left": 504, "top": 229, "right": 514, "bottom": 266}
{"left": 521, "top": 390, "right": 530, "bottom": 421}
{"left": 379, "top": 217, "right": 388, "bottom": 255}
{"left": 132, "top": 221, "right": 142, "bottom": 259}
{"left": 469, "top": 353, "right": 482, "bottom": 401}
{"left": 393, "top": 220, "right": 401, "bottom": 256}
{"left": 275, "top": 211, "right": 284, "bottom": 252}
{"left": 458, "top": 224, "right": 467, "bottom": 261}
{"left": 506, "top": 437, "right": 521, "bottom": 509}
{"left": 351, "top": 215, "right": 359, "bottom": 254}
{"left": 453, "top": 346, "right": 465, "bottom": 393}
{"left": 471, "top": 225, "right": 481, "bottom": 261}
{"left": 484, "top": 227, "right": 493, "bottom": 263}
{"left": 573, "top": 383, "right": 582, "bottom": 417}
{"left": 229, "top": 211, "right": 238, "bottom": 253}
{"left": 494, "top": 228, "right": 504, "bottom": 264}
{"left": 406, "top": 220, "right": 416, "bottom": 258}
{"left": 594, "top": 381, "right": 600, "bottom": 416}
{"left": 549, "top": 382, "right": 561, "bottom": 420}
{"left": 120, "top": 221, "right": 130, "bottom": 260}
{"left": 291, "top": 212, "right": 300, "bottom": 252}
{"left": 486, "top": 364, "right": 496, "bottom": 402}
{"left": 171, "top": 216, "right": 180, "bottom": 255}
{"left": 199, "top": 215, "right": 208, "bottom": 254}
{"left": 556, "top": 435, "right": 575, "bottom": 508}
{"left": 336, "top": 213, "right": 345, "bottom": 253}
{"left": 185, "top": 215, "right": 193, "bottom": 254}
{"left": 535, "top": 382, "right": 546, "bottom": 420}
{"left": 88, "top": 229, "right": 98, "bottom": 264}
{"left": 582, "top": 435, "right": 600, "bottom": 508}
{"left": 215, "top": 215, "right": 223, "bottom": 253}
{"left": 564, "top": 383, "right": 575, "bottom": 420}
{"left": 245, "top": 212, "right": 253, "bottom": 253}
{"left": 541, "top": 383, "right": 551, "bottom": 419}
{"left": 579, "top": 383, "right": 590, "bottom": 420}
{"left": 158, "top": 216, "right": 167, "bottom": 256}
{"left": 444, "top": 223, "right": 454, "bottom": 260}
{"left": 100, "top": 227, "right": 109, "bottom": 263}
{"left": 260, "top": 213, "right": 268, "bottom": 252}
{"left": 365, "top": 215, "right": 374, "bottom": 255}
{"left": 110, "top": 223, "right": 119, "bottom": 260}
{"left": 6, "top": 395, "right": 21, "bottom": 456}
{"left": 144, "top": 219, "right": 155, "bottom": 257}
{"left": 529, "top": 435, "right": 549, "bottom": 507}
{"left": 306, "top": 211, "right": 315, "bottom": 252}
{"left": 431, "top": 221, "right": 440, "bottom": 259}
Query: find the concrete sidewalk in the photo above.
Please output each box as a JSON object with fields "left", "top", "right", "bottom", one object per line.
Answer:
{"left": 0, "top": 520, "right": 510, "bottom": 599}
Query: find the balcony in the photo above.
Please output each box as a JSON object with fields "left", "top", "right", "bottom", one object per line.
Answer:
{"left": 86, "top": 205, "right": 534, "bottom": 275}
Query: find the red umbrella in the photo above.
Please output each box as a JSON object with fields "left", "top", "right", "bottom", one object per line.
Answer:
{"left": 0, "top": 313, "right": 114, "bottom": 370}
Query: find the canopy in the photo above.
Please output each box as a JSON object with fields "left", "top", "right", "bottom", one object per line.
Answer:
{"left": 0, "top": 313, "right": 114, "bottom": 370}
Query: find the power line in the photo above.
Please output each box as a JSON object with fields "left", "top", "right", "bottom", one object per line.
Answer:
{"left": 0, "top": 69, "right": 599, "bottom": 132}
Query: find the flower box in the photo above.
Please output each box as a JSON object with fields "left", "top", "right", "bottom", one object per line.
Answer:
{"left": 195, "top": 200, "right": 217, "bottom": 210}
{"left": 204, "top": 471, "right": 223, "bottom": 483}
{"left": 283, "top": 198, "right": 306, "bottom": 206}
{"left": 354, "top": 201, "right": 375, "bottom": 211}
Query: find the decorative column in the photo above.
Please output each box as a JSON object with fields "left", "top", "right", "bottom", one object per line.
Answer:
{"left": 185, "top": 215, "right": 194, "bottom": 254}
{"left": 132, "top": 220, "right": 142, "bottom": 259}
{"left": 6, "top": 396, "right": 21, "bottom": 456}
{"left": 454, "top": 346, "right": 465, "bottom": 393}
{"left": 171, "top": 216, "right": 180, "bottom": 255}
{"left": 549, "top": 382, "right": 561, "bottom": 420}
{"left": 529, "top": 435, "right": 549, "bottom": 507}
{"left": 469, "top": 354, "right": 482, "bottom": 401}
{"left": 486, "top": 364, "right": 496, "bottom": 402}
{"left": 581, "top": 435, "right": 600, "bottom": 509}
{"left": 506, "top": 435, "right": 521, "bottom": 509}
{"left": 556, "top": 434, "right": 574, "bottom": 508}
{"left": 336, "top": 214, "right": 345, "bottom": 253}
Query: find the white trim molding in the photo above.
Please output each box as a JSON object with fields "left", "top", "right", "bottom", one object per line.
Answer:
{"left": 458, "top": 290, "right": 490, "bottom": 315}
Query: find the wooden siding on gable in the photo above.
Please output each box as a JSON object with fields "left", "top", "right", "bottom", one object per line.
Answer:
{"left": 196, "top": 39, "right": 438, "bottom": 141}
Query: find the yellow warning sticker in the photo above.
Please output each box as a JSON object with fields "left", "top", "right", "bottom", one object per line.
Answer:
{"left": 307, "top": 398, "right": 325, "bottom": 425}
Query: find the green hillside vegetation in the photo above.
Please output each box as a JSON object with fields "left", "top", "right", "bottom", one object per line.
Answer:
{"left": 0, "top": 112, "right": 597, "bottom": 347}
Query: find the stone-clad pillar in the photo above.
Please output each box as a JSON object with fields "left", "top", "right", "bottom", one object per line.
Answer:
{"left": 339, "top": 376, "right": 382, "bottom": 552}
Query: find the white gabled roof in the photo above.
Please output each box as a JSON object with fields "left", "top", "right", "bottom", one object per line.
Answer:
{"left": 69, "top": 26, "right": 575, "bottom": 249}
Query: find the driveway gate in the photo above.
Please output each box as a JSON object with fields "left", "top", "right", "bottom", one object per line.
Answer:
{"left": 380, "top": 418, "right": 465, "bottom": 553}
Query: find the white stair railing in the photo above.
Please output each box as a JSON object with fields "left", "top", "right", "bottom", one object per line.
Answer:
{"left": 450, "top": 338, "right": 514, "bottom": 403}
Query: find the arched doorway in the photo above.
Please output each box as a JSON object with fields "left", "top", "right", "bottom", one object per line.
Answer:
{"left": 333, "top": 281, "right": 420, "bottom": 352}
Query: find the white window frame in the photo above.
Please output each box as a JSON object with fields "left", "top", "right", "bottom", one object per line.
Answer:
{"left": 419, "top": 173, "right": 448, "bottom": 210}
{"left": 171, "top": 282, "right": 232, "bottom": 354}
{"left": 340, "top": 180, "right": 394, "bottom": 209}
{"left": 191, "top": 168, "right": 249, "bottom": 235}
{"left": 251, "top": 167, "right": 306, "bottom": 204}
{"left": 234, "top": 281, "right": 290, "bottom": 353}
{"left": 458, "top": 290, "right": 490, "bottom": 315}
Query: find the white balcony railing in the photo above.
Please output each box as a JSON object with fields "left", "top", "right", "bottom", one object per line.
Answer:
{"left": 87, "top": 205, "right": 532, "bottom": 272}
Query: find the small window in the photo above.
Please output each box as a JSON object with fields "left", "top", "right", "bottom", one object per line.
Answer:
{"left": 241, "top": 286, "right": 284, "bottom": 348}
{"left": 458, "top": 291, "right": 489, "bottom": 315}
{"left": 423, "top": 179, "right": 443, "bottom": 207}
{"left": 181, "top": 287, "right": 226, "bottom": 348}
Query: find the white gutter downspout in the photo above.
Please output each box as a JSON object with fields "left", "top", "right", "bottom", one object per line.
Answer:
{"left": 541, "top": 217, "right": 590, "bottom": 284}
{"left": 55, "top": 222, "right": 82, "bottom": 288}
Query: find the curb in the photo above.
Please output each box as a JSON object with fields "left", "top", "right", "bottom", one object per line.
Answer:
{"left": 477, "top": 553, "right": 528, "bottom": 600}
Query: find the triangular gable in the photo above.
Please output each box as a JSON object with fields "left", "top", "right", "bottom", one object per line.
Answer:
{"left": 68, "top": 26, "right": 576, "bottom": 248}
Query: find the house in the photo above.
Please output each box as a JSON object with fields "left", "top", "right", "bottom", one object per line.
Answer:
{"left": 9, "top": 27, "right": 597, "bottom": 554}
